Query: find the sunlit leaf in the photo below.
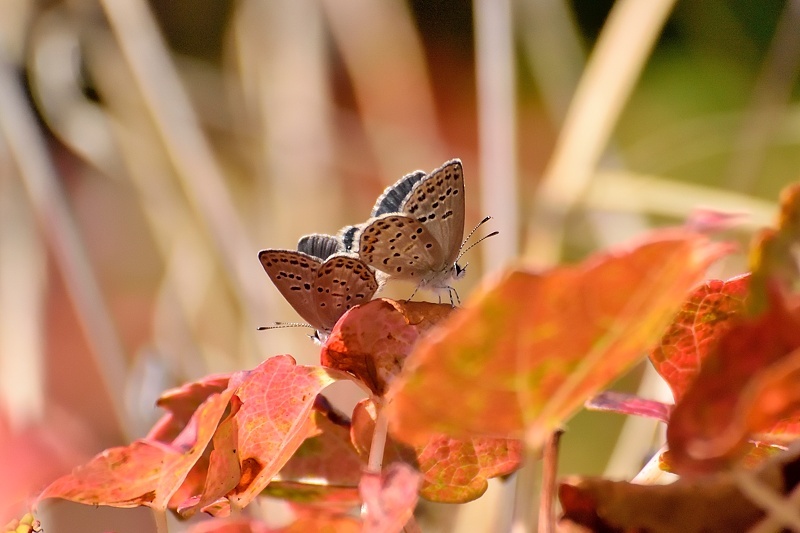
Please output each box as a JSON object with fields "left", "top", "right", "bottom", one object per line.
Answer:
{"left": 186, "top": 355, "right": 350, "bottom": 514}
{"left": 749, "top": 184, "right": 800, "bottom": 313}
{"left": 260, "top": 400, "right": 364, "bottom": 514}
{"left": 559, "top": 439, "right": 800, "bottom": 532}
{"left": 388, "top": 229, "right": 730, "bottom": 448}
{"left": 352, "top": 399, "right": 521, "bottom": 503}
{"left": 275, "top": 405, "right": 363, "bottom": 489}
{"left": 667, "top": 286, "right": 800, "bottom": 474}
{"left": 558, "top": 474, "right": 764, "bottom": 532}
{"left": 39, "top": 388, "right": 233, "bottom": 510}
{"left": 321, "top": 299, "right": 452, "bottom": 395}
{"left": 148, "top": 374, "right": 232, "bottom": 443}
{"left": 179, "top": 396, "right": 243, "bottom": 517}
{"left": 649, "top": 275, "right": 749, "bottom": 402}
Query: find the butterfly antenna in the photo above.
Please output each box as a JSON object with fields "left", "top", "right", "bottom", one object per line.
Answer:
{"left": 460, "top": 216, "right": 492, "bottom": 249}
{"left": 456, "top": 230, "right": 500, "bottom": 263}
{"left": 407, "top": 285, "right": 421, "bottom": 302}
{"left": 257, "top": 322, "right": 313, "bottom": 331}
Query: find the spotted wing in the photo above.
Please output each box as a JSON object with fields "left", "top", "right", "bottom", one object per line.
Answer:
{"left": 358, "top": 214, "right": 445, "bottom": 281}
{"left": 371, "top": 170, "right": 427, "bottom": 217}
{"left": 401, "top": 159, "right": 465, "bottom": 266}
{"left": 297, "top": 233, "right": 341, "bottom": 261}
{"left": 258, "top": 249, "right": 324, "bottom": 330}
{"left": 313, "top": 254, "right": 379, "bottom": 330}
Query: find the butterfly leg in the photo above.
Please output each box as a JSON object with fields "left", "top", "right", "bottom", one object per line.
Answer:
{"left": 447, "top": 286, "right": 461, "bottom": 307}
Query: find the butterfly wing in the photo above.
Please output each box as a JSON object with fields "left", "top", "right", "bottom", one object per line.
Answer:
{"left": 371, "top": 170, "right": 427, "bottom": 217}
{"left": 258, "top": 250, "right": 324, "bottom": 330}
{"left": 297, "top": 233, "right": 341, "bottom": 261}
{"left": 338, "top": 224, "right": 361, "bottom": 253}
{"left": 313, "top": 254, "right": 379, "bottom": 330}
{"left": 401, "top": 159, "right": 465, "bottom": 266}
{"left": 358, "top": 214, "right": 445, "bottom": 281}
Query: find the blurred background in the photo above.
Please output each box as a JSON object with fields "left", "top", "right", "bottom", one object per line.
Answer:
{"left": 0, "top": 0, "right": 794, "bottom": 531}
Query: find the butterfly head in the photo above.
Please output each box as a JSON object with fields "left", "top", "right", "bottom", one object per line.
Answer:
{"left": 454, "top": 261, "right": 467, "bottom": 280}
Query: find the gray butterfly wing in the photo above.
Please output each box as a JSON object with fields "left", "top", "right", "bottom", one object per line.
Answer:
{"left": 358, "top": 214, "right": 446, "bottom": 281}
{"left": 338, "top": 225, "right": 361, "bottom": 253}
{"left": 371, "top": 170, "right": 427, "bottom": 217}
{"left": 297, "top": 233, "right": 341, "bottom": 261}
{"left": 401, "top": 159, "right": 465, "bottom": 266}
{"left": 313, "top": 253, "right": 380, "bottom": 330}
{"left": 259, "top": 249, "right": 325, "bottom": 330}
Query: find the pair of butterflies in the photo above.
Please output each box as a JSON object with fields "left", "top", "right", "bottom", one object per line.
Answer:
{"left": 258, "top": 159, "right": 488, "bottom": 338}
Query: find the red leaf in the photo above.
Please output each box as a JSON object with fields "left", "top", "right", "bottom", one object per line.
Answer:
{"left": 558, "top": 474, "right": 765, "bottom": 532}
{"left": 321, "top": 299, "right": 453, "bottom": 395}
{"left": 352, "top": 399, "right": 521, "bottom": 503}
{"left": 182, "top": 355, "right": 350, "bottom": 515}
{"left": 650, "top": 275, "right": 749, "bottom": 401}
{"left": 149, "top": 374, "right": 231, "bottom": 443}
{"left": 387, "top": 229, "right": 730, "bottom": 447}
{"left": 179, "top": 396, "right": 244, "bottom": 517}
{"left": 260, "top": 402, "right": 364, "bottom": 515}
{"left": 38, "top": 386, "right": 232, "bottom": 510}
{"left": 360, "top": 463, "right": 421, "bottom": 533}
{"left": 667, "top": 286, "right": 800, "bottom": 474}
{"left": 276, "top": 406, "right": 363, "bottom": 489}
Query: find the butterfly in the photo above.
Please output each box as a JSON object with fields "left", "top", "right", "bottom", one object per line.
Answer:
{"left": 355, "top": 159, "right": 493, "bottom": 303}
{"left": 259, "top": 234, "right": 379, "bottom": 338}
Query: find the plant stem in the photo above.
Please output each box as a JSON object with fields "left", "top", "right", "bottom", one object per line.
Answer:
{"left": 733, "top": 468, "right": 800, "bottom": 532}
{"left": 152, "top": 508, "right": 169, "bottom": 533}
{"left": 367, "top": 400, "right": 390, "bottom": 473}
{"left": 538, "top": 429, "right": 563, "bottom": 533}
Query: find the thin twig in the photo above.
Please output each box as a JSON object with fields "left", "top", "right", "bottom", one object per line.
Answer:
{"left": 530, "top": 0, "right": 678, "bottom": 264}
{"left": 734, "top": 468, "right": 800, "bottom": 532}
{"left": 0, "top": 45, "right": 131, "bottom": 436}
{"left": 727, "top": 0, "right": 800, "bottom": 192}
{"left": 474, "top": 0, "right": 518, "bottom": 273}
{"left": 538, "top": 429, "right": 564, "bottom": 533}
{"left": 98, "top": 0, "right": 270, "bottom": 361}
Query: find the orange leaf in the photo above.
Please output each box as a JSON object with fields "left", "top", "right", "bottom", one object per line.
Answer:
{"left": 559, "top": 439, "right": 800, "bottom": 532}
{"left": 650, "top": 275, "right": 749, "bottom": 402}
{"left": 352, "top": 399, "right": 521, "bottom": 503}
{"left": 190, "top": 355, "right": 350, "bottom": 514}
{"left": 38, "top": 388, "right": 233, "bottom": 510}
{"left": 179, "top": 396, "right": 244, "bottom": 517}
{"left": 388, "top": 229, "right": 730, "bottom": 447}
{"left": 321, "top": 299, "right": 452, "bottom": 395}
{"left": 558, "top": 474, "right": 765, "bottom": 532}
{"left": 667, "top": 286, "right": 800, "bottom": 474}
{"left": 149, "top": 374, "right": 231, "bottom": 443}
{"left": 276, "top": 403, "right": 363, "bottom": 489}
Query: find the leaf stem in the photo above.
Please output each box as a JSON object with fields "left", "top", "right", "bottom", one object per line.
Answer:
{"left": 538, "top": 429, "right": 563, "bottom": 533}
{"left": 152, "top": 508, "right": 168, "bottom": 533}
{"left": 367, "top": 400, "right": 390, "bottom": 473}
